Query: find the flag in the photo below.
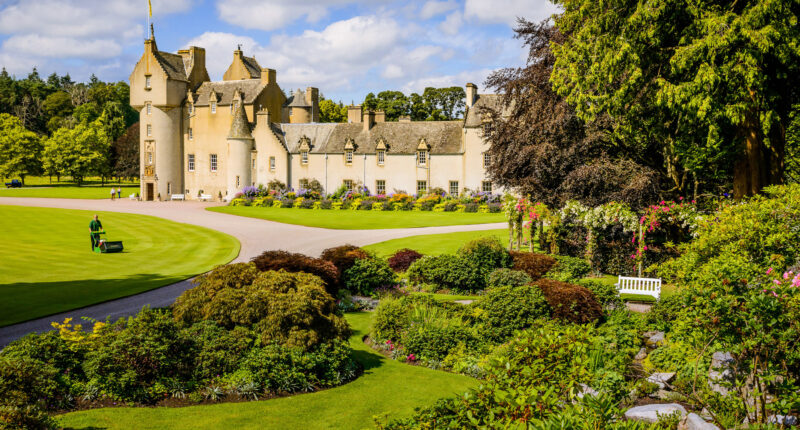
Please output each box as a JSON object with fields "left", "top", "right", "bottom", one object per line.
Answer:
{"left": 148, "top": 0, "right": 152, "bottom": 17}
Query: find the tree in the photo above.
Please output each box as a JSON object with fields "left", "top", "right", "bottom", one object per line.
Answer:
{"left": 363, "top": 91, "right": 410, "bottom": 120}
{"left": 551, "top": 0, "right": 800, "bottom": 198}
{"left": 319, "top": 99, "right": 347, "bottom": 123}
{"left": 42, "top": 91, "right": 73, "bottom": 119}
{"left": 0, "top": 113, "right": 42, "bottom": 184}
{"left": 43, "top": 121, "right": 109, "bottom": 184}
{"left": 112, "top": 123, "right": 139, "bottom": 180}
{"left": 482, "top": 21, "right": 659, "bottom": 208}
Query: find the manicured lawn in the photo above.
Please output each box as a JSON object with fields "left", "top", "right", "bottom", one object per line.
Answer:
{"left": 0, "top": 175, "right": 139, "bottom": 199}
{"left": 208, "top": 206, "right": 506, "bottom": 229}
{"left": 58, "top": 312, "right": 477, "bottom": 430}
{"left": 0, "top": 206, "right": 239, "bottom": 326}
{"left": 365, "top": 229, "right": 510, "bottom": 256}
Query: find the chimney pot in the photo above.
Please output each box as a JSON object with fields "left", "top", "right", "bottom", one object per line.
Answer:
{"left": 466, "top": 83, "right": 478, "bottom": 108}
{"left": 347, "top": 105, "right": 362, "bottom": 123}
{"left": 374, "top": 110, "right": 385, "bottom": 123}
{"left": 363, "top": 110, "right": 375, "bottom": 131}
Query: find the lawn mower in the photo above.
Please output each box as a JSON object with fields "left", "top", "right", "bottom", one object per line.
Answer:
{"left": 92, "top": 231, "right": 124, "bottom": 253}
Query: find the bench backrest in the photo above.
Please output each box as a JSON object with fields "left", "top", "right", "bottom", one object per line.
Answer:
{"left": 616, "top": 276, "right": 661, "bottom": 299}
{"left": 171, "top": 194, "right": 185, "bottom": 199}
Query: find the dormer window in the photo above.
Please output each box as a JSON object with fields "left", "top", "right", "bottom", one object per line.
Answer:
{"left": 301, "top": 151, "right": 309, "bottom": 164}
{"left": 298, "top": 137, "right": 311, "bottom": 165}
{"left": 211, "top": 102, "right": 217, "bottom": 114}
{"left": 376, "top": 138, "right": 387, "bottom": 166}
{"left": 145, "top": 76, "right": 151, "bottom": 89}
{"left": 344, "top": 138, "right": 355, "bottom": 165}
{"left": 377, "top": 150, "right": 385, "bottom": 165}
{"left": 416, "top": 138, "right": 429, "bottom": 166}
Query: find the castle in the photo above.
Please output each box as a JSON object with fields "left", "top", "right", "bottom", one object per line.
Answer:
{"left": 130, "top": 32, "right": 501, "bottom": 201}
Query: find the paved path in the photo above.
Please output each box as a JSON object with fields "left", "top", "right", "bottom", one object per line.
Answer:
{"left": 0, "top": 197, "right": 505, "bottom": 347}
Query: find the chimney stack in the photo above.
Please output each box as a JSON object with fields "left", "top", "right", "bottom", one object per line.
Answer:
{"left": 374, "top": 110, "right": 385, "bottom": 123}
{"left": 398, "top": 115, "right": 411, "bottom": 122}
{"left": 348, "top": 105, "right": 362, "bottom": 123}
{"left": 305, "top": 87, "right": 319, "bottom": 122}
{"left": 466, "top": 83, "right": 478, "bottom": 108}
{"left": 363, "top": 110, "right": 375, "bottom": 131}
{"left": 260, "top": 68, "right": 276, "bottom": 85}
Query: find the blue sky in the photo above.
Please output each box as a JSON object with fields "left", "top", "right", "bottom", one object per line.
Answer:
{"left": 0, "top": 0, "right": 558, "bottom": 103}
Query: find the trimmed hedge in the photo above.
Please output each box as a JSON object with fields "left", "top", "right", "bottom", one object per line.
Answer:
{"left": 533, "top": 279, "right": 603, "bottom": 324}
{"left": 510, "top": 252, "right": 557, "bottom": 281}
{"left": 388, "top": 248, "right": 424, "bottom": 272}
{"left": 406, "top": 255, "right": 483, "bottom": 292}
{"left": 474, "top": 284, "right": 550, "bottom": 341}
{"left": 251, "top": 250, "right": 340, "bottom": 295}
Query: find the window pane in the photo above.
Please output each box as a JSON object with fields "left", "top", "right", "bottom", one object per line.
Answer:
{"left": 376, "top": 180, "right": 385, "bottom": 194}
{"left": 417, "top": 180, "right": 427, "bottom": 194}
{"left": 449, "top": 181, "right": 458, "bottom": 196}
{"left": 482, "top": 181, "right": 492, "bottom": 193}
{"left": 188, "top": 154, "right": 195, "bottom": 171}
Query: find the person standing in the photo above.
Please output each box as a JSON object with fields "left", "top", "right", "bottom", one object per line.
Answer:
{"left": 110, "top": 187, "right": 115, "bottom": 200}
{"left": 89, "top": 214, "right": 103, "bottom": 250}
{"left": 117, "top": 187, "right": 122, "bottom": 199}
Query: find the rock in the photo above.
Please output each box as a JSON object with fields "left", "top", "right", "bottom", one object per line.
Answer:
{"left": 652, "top": 389, "right": 674, "bottom": 400}
{"left": 707, "top": 369, "right": 732, "bottom": 395}
{"left": 576, "top": 383, "right": 599, "bottom": 399}
{"left": 645, "top": 331, "right": 666, "bottom": 347}
{"left": 647, "top": 372, "right": 676, "bottom": 389}
{"left": 678, "top": 413, "right": 720, "bottom": 430}
{"left": 625, "top": 403, "right": 687, "bottom": 423}
{"left": 711, "top": 352, "right": 734, "bottom": 368}
{"left": 635, "top": 347, "right": 648, "bottom": 361}
{"left": 453, "top": 299, "right": 474, "bottom": 305}
{"left": 768, "top": 415, "right": 798, "bottom": 426}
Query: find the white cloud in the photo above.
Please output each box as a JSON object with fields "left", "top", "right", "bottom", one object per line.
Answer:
{"left": 401, "top": 68, "right": 494, "bottom": 94}
{"left": 438, "top": 11, "right": 462, "bottom": 35}
{"left": 419, "top": 0, "right": 457, "bottom": 20}
{"left": 464, "top": 0, "right": 559, "bottom": 26}
{"left": 3, "top": 35, "right": 121, "bottom": 59}
{"left": 215, "top": 0, "right": 389, "bottom": 31}
{"left": 381, "top": 64, "right": 404, "bottom": 79}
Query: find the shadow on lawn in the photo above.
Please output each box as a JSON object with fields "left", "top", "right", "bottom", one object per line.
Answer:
{"left": 0, "top": 274, "right": 191, "bottom": 328}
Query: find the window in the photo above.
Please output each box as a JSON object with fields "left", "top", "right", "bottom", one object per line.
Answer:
{"left": 236, "top": 176, "right": 240, "bottom": 188}
{"left": 376, "top": 180, "right": 386, "bottom": 195}
{"left": 345, "top": 150, "right": 353, "bottom": 164}
{"left": 187, "top": 154, "right": 195, "bottom": 172}
{"left": 147, "top": 152, "right": 153, "bottom": 164}
{"left": 167, "top": 183, "right": 171, "bottom": 194}
{"left": 211, "top": 102, "right": 216, "bottom": 114}
{"left": 210, "top": 154, "right": 218, "bottom": 172}
{"left": 483, "top": 152, "right": 491, "bottom": 169}
{"left": 301, "top": 151, "right": 309, "bottom": 164}
{"left": 449, "top": 181, "right": 459, "bottom": 196}
{"left": 344, "top": 179, "right": 354, "bottom": 191}
{"left": 300, "top": 179, "right": 309, "bottom": 189}
{"left": 483, "top": 121, "right": 493, "bottom": 135}
{"left": 146, "top": 124, "right": 152, "bottom": 137}
{"left": 146, "top": 102, "right": 151, "bottom": 115}
{"left": 482, "top": 181, "right": 492, "bottom": 193}
{"left": 377, "top": 149, "right": 385, "bottom": 165}
{"left": 188, "top": 127, "right": 193, "bottom": 140}
{"left": 252, "top": 158, "right": 256, "bottom": 169}
{"left": 269, "top": 156, "right": 276, "bottom": 171}
{"left": 416, "top": 150, "right": 427, "bottom": 166}
{"left": 417, "top": 180, "right": 427, "bottom": 194}
{"left": 145, "top": 76, "right": 151, "bottom": 89}
{"left": 188, "top": 103, "right": 193, "bottom": 114}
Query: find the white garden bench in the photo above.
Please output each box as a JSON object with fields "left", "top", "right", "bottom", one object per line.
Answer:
{"left": 128, "top": 194, "right": 137, "bottom": 201}
{"left": 616, "top": 276, "right": 661, "bottom": 300}
{"left": 170, "top": 194, "right": 185, "bottom": 201}
{"left": 199, "top": 194, "right": 213, "bottom": 201}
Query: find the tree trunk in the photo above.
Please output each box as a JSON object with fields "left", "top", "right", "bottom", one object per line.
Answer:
{"left": 20, "top": 175, "right": 25, "bottom": 186}
{"left": 733, "top": 113, "right": 784, "bottom": 198}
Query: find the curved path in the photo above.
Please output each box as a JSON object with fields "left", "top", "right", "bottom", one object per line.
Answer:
{"left": 0, "top": 197, "right": 505, "bottom": 347}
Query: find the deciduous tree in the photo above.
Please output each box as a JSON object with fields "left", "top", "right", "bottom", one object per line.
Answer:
{"left": 0, "top": 113, "right": 42, "bottom": 185}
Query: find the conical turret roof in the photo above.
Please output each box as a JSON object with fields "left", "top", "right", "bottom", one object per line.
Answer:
{"left": 228, "top": 102, "right": 253, "bottom": 139}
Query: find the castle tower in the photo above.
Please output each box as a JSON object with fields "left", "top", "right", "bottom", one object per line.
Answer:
{"left": 129, "top": 32, "right": 188, "bottom": 201}
{"left": 227, "top": 96, "right": 254, "bottom": 198}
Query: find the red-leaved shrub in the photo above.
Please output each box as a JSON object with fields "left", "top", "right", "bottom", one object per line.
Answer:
{"left": 510, "top": 251, "right": 557, "bottom": 281}
{"left": 321, "top": 245, "right": 369, "bottom": 276}
{"left": 388, "top": 248, "right": 424, "bottom": 272}
{"left": 251, "top": 250, "right": 340, "bottom": 295}
{"left": 533, "top": 278, "right": 602, "bottom": 324}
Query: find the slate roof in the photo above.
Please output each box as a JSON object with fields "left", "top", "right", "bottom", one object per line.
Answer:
{"left": 464, "top": 94, "right": 504, "bottom": 127}
{"left": 284, "top": 89, "right": 311, "bottom": 108}
{"left": 277, "top": 121, "right": 463, "bottom": 154}
{"left": 193, "top": 80, "right": 266, "bottom": 106}
{"left": 228, "top": 103, "right": 253, "bottom": 139}
{"left": 241, "top": 55, "right": 261, "bottom": 78}
{"left": 154, "top": 51, "right": 188, "bottom": 82}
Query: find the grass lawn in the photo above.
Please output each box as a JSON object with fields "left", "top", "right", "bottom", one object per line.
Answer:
{"left": 208, "top": 206, "right": 506, "bottom": 230}
{"left": 58, "top": 312, "right": 477, "bottom": 430}
{"left": 364, "top": 229, "right": 510, "bottom": 257}
{"left": 0, "top": 175, "right": 140, "bottom": 199}
{"left": 0, "top": 206, "right": 239, "bottom": 327}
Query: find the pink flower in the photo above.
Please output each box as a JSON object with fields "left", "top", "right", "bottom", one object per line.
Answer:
{"left": 643, "top": 245, "right": 648, "bottom": 251}
{"left": 407, "top": 354, "right": 416, "bottom": 361}
{"left": 772, "top": 291, "right": 779, "bottom": 298}
{"left": 774, "top": 279, "right": 781, "bottom": 285}
{"left": 767, "top": 267, "right": 774, "bottom": 275}
{"left": 783, "top": 272, "right": 790, "bottom": 280}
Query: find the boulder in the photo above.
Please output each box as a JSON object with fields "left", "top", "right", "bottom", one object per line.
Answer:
{"left": 645, "top": 331, "right": 666, "bottom": 347}
{"left": 711, "top": 352, "right": 734, "bottom": 368}
{"left": 576, "top": 383, "right": 599, "bottom": 399}
{"left": 625, "top": 403, "right": 687, "bottom": 423}
{"left": 647, "top": 372, "right": 676, "bottom": 389}
{"left": 678, "top": 413, "right": 720, "bottom": 430}
{"left": 635, "top": 347, "right": 648, "bottom": 361}
{"left": 768, "top": 415, "right": 798, "bottom": 426}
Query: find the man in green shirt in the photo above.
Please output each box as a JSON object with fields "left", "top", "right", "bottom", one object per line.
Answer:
{"left": 89, "top": 214, "right": 103, "bottom": 250}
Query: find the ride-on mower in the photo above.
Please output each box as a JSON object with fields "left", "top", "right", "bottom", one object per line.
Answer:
{"left": 92, "top": 231, "right": 124, "bottom": 253}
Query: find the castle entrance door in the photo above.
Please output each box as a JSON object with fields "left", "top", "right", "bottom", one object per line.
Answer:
{"left": 145, "top": 183, "right": 154, "bottom": 201}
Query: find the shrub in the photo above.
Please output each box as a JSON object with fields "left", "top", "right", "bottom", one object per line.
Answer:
{"left": 173, "top": 266, "right": 350, "bottom": 350}
{"left": 372, "top": 297, "right": 412, "bottom": 341}
{"left": 387, "top": 248, "right": 424, "bottom": 272}
{"left": 0, "top": 331, "right": 83, "bottom": 381}
{"left": 458, "top": 237, "right": 511, "bottom": 275}
{"left": 343, "top": 257, "right": 396, "bottom": 295}
{"left": 83, "top": 308, "right": 194, "bottom": 403}
{"left": 485, "top": 268, "right": 532, "bottom": 289}
{"left": 321, "top": 245, "right": 369, "bottom": 277}
{"left": 546, "top": 255, "right": 592, "bottom": 282}
{"left": 0, "top": 357, "right": 66, "bottom": 412}
{"left": 534, "top": 279, "right": 603, "bottom": 324}
{"left": 646, "top": 291, "right": 691, "bottom": 332}
{"left": 576, "top": 279, "right": 623, "bottom": 309}
{"left": 181, "top": 321, "right": 255, "bottom": 382}
{"left": 402, "top": 324, "right": 476, "bottom": 361}
{"left": 509, "top": 252, "right": 556, "bottom": 280}
{"left": 250, "top": 251, "right": 340, "bottom": 296}
{"left": 406, "top": 255, "right": 483, "bottom": 292}
{"left": 0, "top": 404, "right": 56, "bottom": 430}
{"left": 474, "top": 284, "right": 550, "bottom": 341}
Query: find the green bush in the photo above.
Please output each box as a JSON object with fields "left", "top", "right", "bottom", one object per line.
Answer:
{"left": 173, "top": 266, "right": 350, "bottom": 351}
{"left": 402, "top": 324, "right": 476, "bottom": 361}
{"left": 250, "top": 250, "right": 340, "bottom": 296}
{"left": 546, "top": 255, "right": 592, "bottom": 282}
{"left": 646, "top": 291, "right": 691, "bottom": 332}
{"left": 0, "top": 404, "right": 57, "bottom": 430}
{"left": 181, "top": 321, "right": 255, "bottom": 382}
{"left": 0, "top": 331, "right": 83, "bottom": 382}
{"left": 343, "top": 257, "right": 396, "bottom": 295}
{"left": 406, "top": 254, "right": 483, "bottom": 292}
{"left": 458, "top": 237, "right": 512, "bottom": 284}
{"left": 372, "top": 297, "right": 412, "bottom": 341}
{"left": 83, "top": 308, "right": 194, "bottom": 403}
{"left": 576, "top": 279, "right": 623, "bottom": 309}
{"left": 0, "top": 357, "right": 67, "bottom": 412}
{"left": 473, "top": 284, "right": 550, "bottom": 341}
{"left": 485, "top": 268, "right": 532, "bottom": 289}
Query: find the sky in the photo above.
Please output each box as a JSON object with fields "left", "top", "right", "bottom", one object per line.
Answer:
{"left": 0, "top": 0, "right": 558, "bottom": 103}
